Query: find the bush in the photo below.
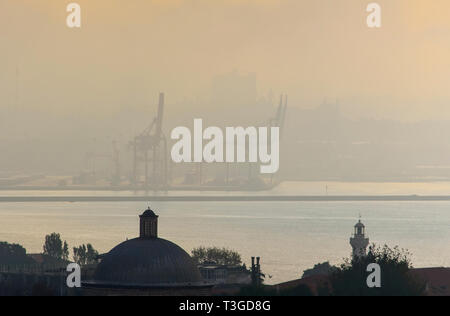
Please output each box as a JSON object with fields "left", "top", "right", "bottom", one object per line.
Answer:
{"left": 330, "top": 244, "right": 425, "bottom": 296}
{"left": 73, "top": 244, "right": 99, "bottom": 265}
{"left": 43, "top": 233, "right": 69, "bottom": 260}
{"left": 0, "top": 242, "right": 33, "bottom": 265}
{"left": 192, "top": 246, "right": 242, "bottom": 266}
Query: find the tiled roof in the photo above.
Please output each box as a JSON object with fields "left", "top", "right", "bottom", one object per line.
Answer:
{"left": 410, "top": 268, "right": 450, "bottom": 296}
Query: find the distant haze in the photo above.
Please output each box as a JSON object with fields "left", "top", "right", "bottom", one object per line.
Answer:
{"left": 2, "top": 0, "right": 450, "bottom": 181}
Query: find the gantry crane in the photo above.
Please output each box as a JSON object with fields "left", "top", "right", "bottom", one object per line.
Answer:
{"left": 226, "top": 94, "right": 288, "bottom": 186}
{"left": 268, "top": 94, "right": 288, "bottom": 184}
{"left": 130, "top": 93, "right": 168, "bottom": 188}
{"left": 270, "top": 94, "right": 288, "bottom": 134}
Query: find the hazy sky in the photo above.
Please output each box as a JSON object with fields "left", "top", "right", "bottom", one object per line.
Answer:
{"left": 1, "top": 0, "right": 450, "bottom": 122}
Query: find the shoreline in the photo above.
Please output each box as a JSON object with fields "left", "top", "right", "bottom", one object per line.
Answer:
{"left": 2, "top": 195, "right": 450, "bottom": 202}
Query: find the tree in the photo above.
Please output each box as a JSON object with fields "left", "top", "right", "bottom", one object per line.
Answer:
{"left": 85, "top": 244, "right": 99, "bottom": 264}
{"left": 63, "top": 241, "right": 69, "bottom": 261}
{"left": 0, "top": 242, "right": 33, "bottom": 265}
{"left": 191, "top": 246, "right": 242, "bottom": 266}
{"left": 330, "top": 244, "right": 425, "bottom": 296}
{"left": 43, "top": 233, "right": 69, "bottom": 260}
{"left": 302, "top": 262, "right": 336, "bottom": 278}
{"left": 73, "top": 244, "right": 86, "bottom": 265}
{"left": 73, "top": 244, "right": 99, "bottom": 265}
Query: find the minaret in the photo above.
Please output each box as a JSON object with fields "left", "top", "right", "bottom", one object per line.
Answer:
{"left": 350, "top": 219, "right": 369, "bottom": 259}
{"left": 139, "top": 207, "right": 159, "bottom": 239}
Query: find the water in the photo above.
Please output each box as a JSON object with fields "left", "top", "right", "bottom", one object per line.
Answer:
{"left": 0, "top": 200, "right": 449, "bottom": 284}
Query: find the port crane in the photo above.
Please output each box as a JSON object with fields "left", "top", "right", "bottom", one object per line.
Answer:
{"left": 227, "top": 94, "right": 288, "bottom": 186}
{"left": 130, "top": 93, "right": 168, "bottom": 188}
{"left": 268, "top": 94, "right": 288, "bottom": 184}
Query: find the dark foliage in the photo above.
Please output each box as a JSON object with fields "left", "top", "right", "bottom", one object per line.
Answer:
{"left": 0, "top": 241, "right": 34, "bottom": 265}
{"left": 73, "top": 243, "right": 99, "bottom": 265}
{"left": 330, "top": 244, "right": 426, "bottom": 296}
{"left": 43, "top": 233, "right": 69, "bottom": 260}
{"left": 192, "top": 246, "right": 242, "bottom": 266}
{"left": 302, "top": 261, "right": 336, "bottom": 278}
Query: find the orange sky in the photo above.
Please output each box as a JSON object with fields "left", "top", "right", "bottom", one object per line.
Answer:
{"left": 1, "top": 0, "right": 450, "bottom": 120}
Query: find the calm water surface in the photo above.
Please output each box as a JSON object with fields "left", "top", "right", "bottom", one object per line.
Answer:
{"left": 0, "top": 200, "right": 449, "bottom": 284}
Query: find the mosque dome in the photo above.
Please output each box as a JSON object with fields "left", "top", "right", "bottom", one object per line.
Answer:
{"left": 92, "top": 208, "right": 202, "bottom": 286}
